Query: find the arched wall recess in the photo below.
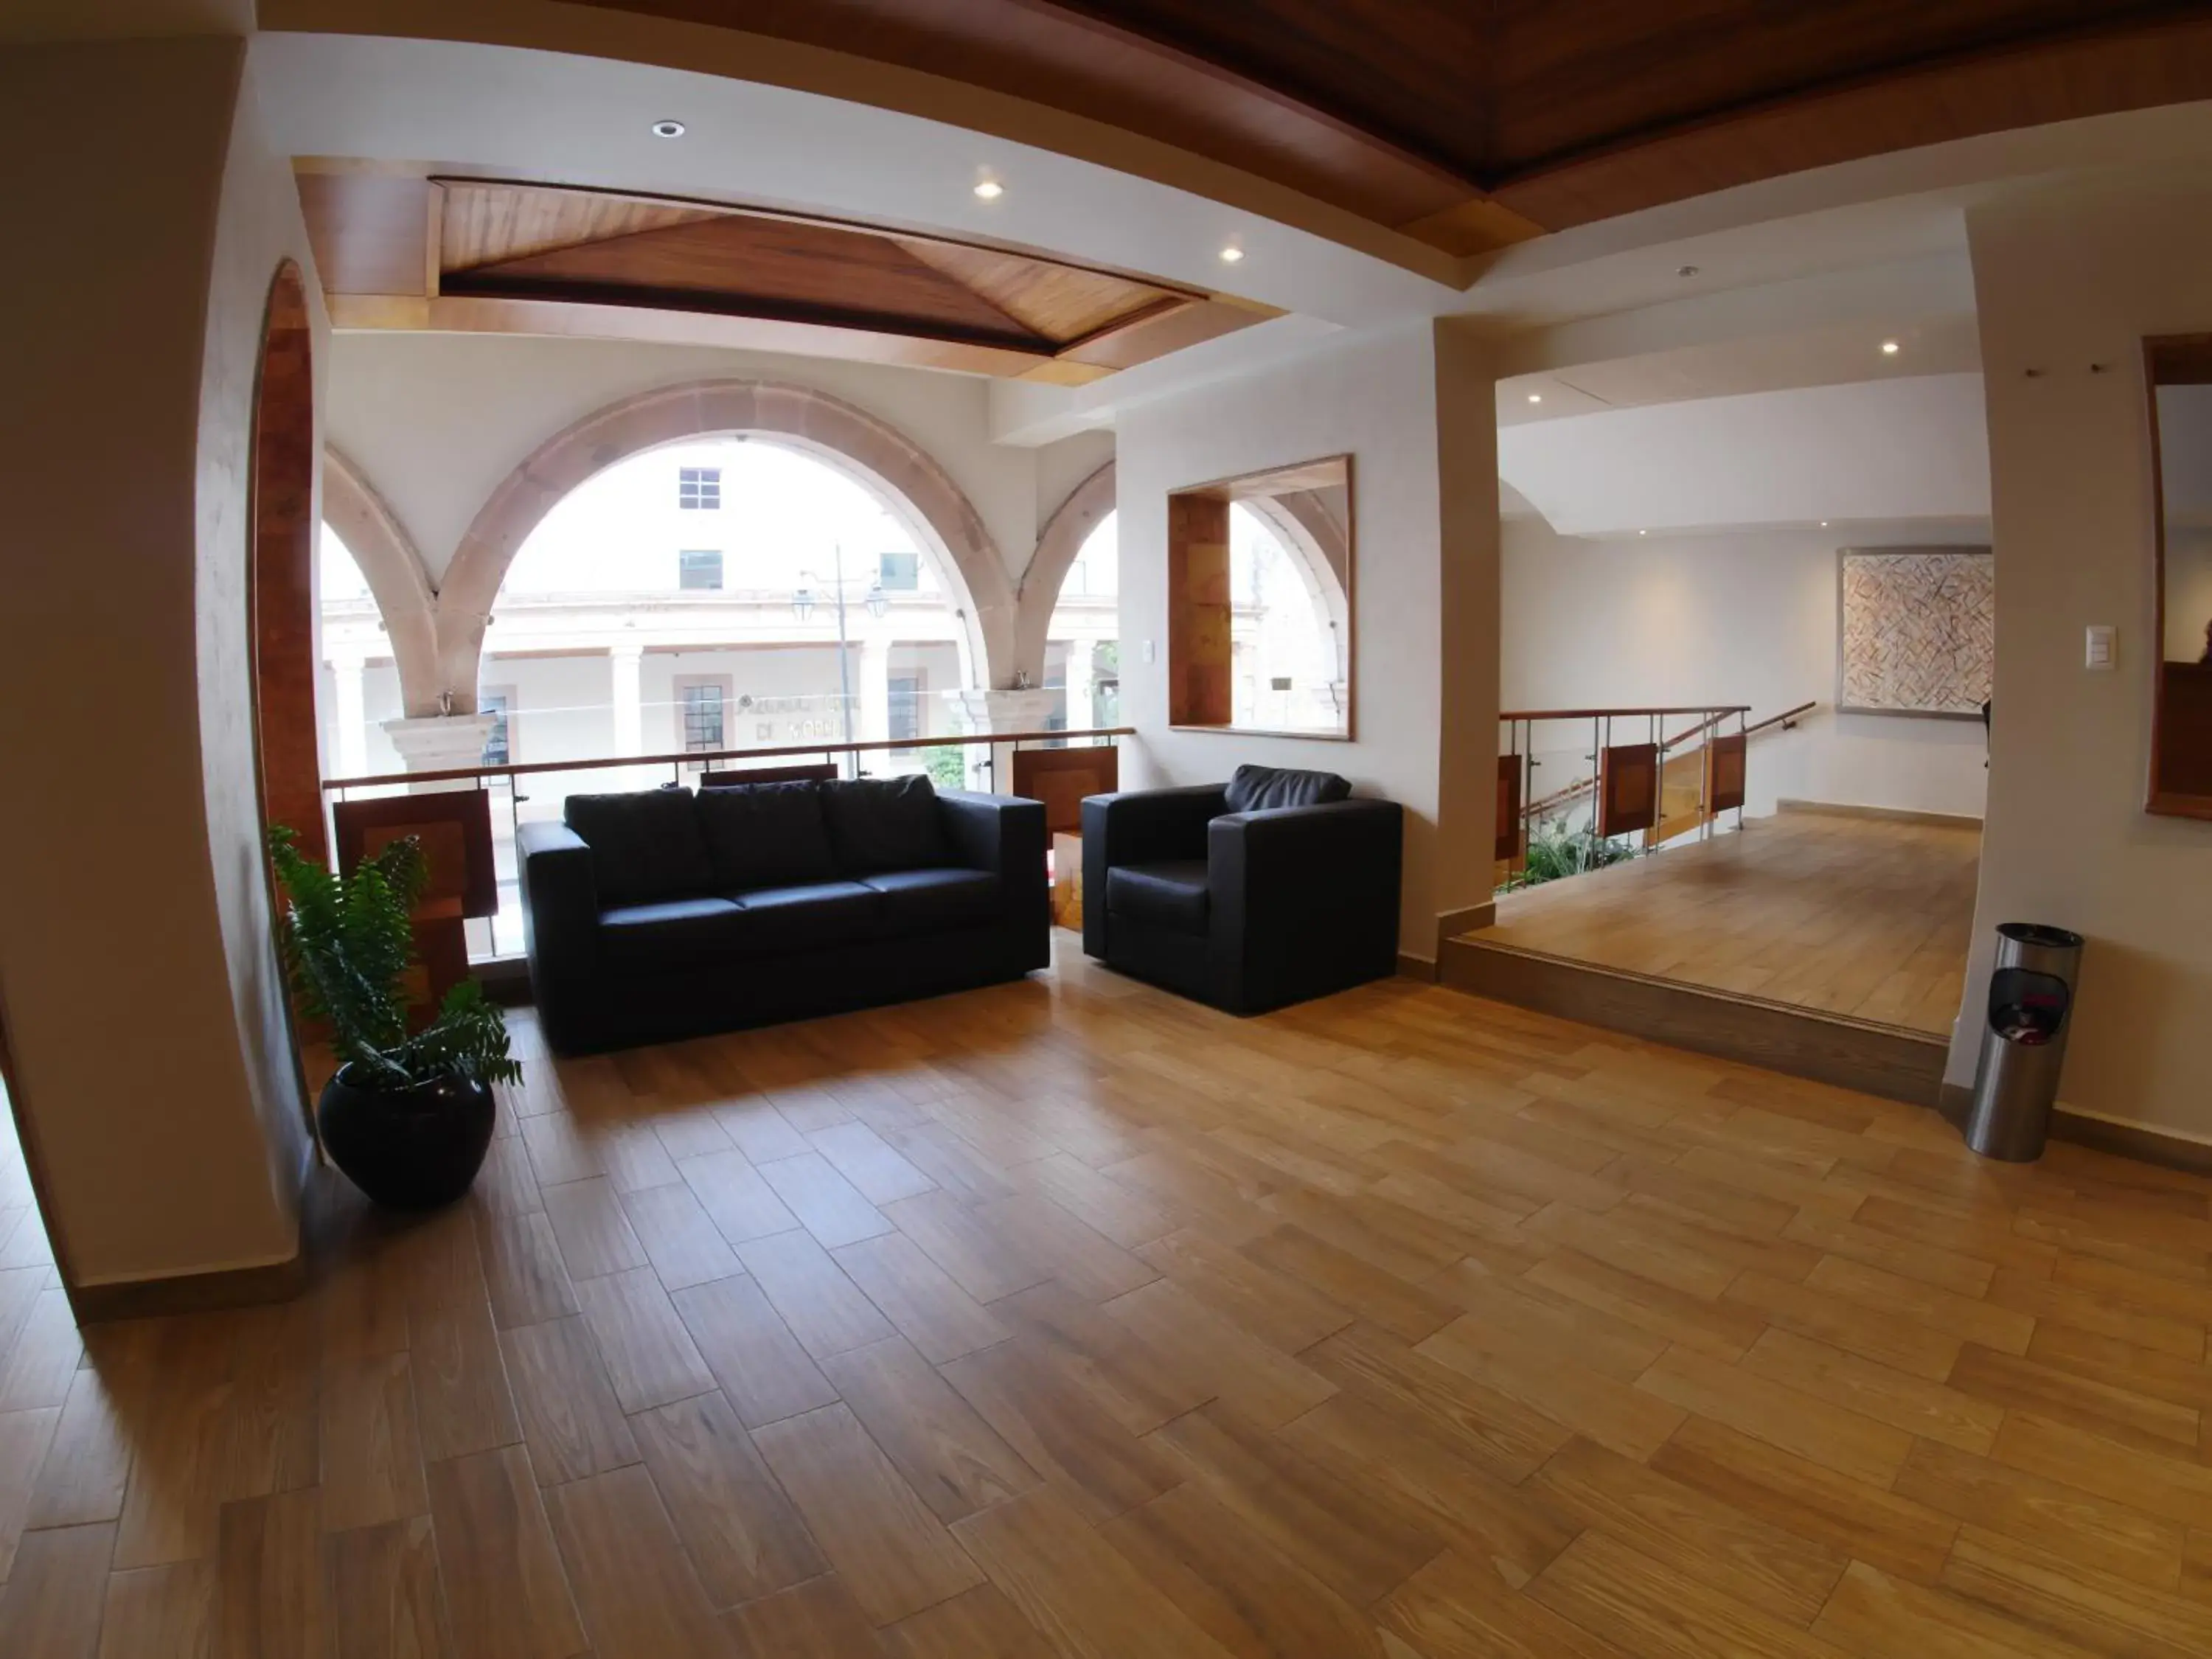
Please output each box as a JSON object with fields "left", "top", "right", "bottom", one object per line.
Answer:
{"left": 321, "top": 446, "right": 441, "bottom": 717}
{"left": 435, "top": 380, "right": 1018, "bottom": 712}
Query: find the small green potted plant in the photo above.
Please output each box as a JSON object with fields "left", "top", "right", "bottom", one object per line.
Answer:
{"left": 268, "top": 826, "right": 520, "bottom": 1210}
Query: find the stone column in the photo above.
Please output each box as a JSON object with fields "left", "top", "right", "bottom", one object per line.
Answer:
{"left": 329, "top": 652, "right": 369, "bottom": 779}
{"left": 380, "top": 713, "right": 498, "bottom": 793}
{"left": 609, "top": 644, "right": 645, "bottom": 756}
{"left": 940, "top": 687, "right": 1061, "bottom": 792}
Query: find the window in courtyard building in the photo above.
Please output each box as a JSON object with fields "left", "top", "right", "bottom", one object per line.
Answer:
{"left": 678, "top": 466, "right": 721, "bottom": 509}
{"left": 679, "top": 548, "right": 723, "bottom": 590}
{"left": 889, "top": 671, "right": 922, "bottom": 748}
{"left": 879, "top": 550, "right": 919, "bottom": 591}
{"left": 480, "top": 689, "right": 515, "bottom": 765}
{"left": 1046, "top": 509, "right": 1120, "bottom": 731}
{"left": 679, "top": 679, "right": 728, "bottom": 751}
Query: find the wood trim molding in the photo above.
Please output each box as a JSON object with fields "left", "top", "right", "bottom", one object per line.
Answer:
{"left": 1938, "top": 1079, "right": 2212, "bottom": 1175}
{"left": 434, "top": 378, "right": 1018, "bottom": 710}
{"left": 71, "top": 1252, "right": 309, "bottom": 1326}
{"left": 1436, "top": 901, "right": 1494, "bottom": 960}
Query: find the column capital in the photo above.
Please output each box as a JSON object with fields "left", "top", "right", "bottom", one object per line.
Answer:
{"left": 381, "top": 713, "right": 495, "bottom": 773}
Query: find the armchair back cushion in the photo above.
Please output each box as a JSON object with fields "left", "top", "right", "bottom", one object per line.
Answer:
{"left": 1223, "top": 764, "right": 1352, "bottom": 813}
{"left": 564, "top": 788, "right": 714, "bottom": 906}
{"left": 696, "top": 780, "right": 836, "bottom": 891}
{"left": 822, "top": 776, "right": 949, "bottom": 874}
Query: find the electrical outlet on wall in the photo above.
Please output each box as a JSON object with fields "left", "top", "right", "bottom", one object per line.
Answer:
{"left": 2084, "top": 625, "right": 2116, "bottom": 670}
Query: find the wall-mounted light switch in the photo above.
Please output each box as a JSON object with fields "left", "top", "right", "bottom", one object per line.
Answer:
{"left": 1141, "top": 639, "right": 1157, "bottom": 665}
{"left": 2085, "top": 625, "right": 2116, "bottom": 670}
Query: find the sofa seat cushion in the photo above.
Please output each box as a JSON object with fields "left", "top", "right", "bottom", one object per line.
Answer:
{"left": 566, "top": 788, "right": 715, "bottom": 906}
{"left": 860, "top": 867, "right": 1001, "bottom": 936}
{"left": 597, "top": 897, "right": 746, "bottom": 973}
{"left": 697, "top": 779, "right": 835, "bottom": 891}
{"left": 727, "top": 880, "right": 883, "bottom": 953}
{"left": 1224, "top": 763, "right": 1352, "bottom": 813}
{"left": 1106, "top": 860, "right": 1211, "bottom": 936}
{"left": 822, "top": 776, "right": 948, "bottom": 874}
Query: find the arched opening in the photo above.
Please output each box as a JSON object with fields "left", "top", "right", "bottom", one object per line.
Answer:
{"left": 1230, "top": 500, "right": 1349, "bottom": 732}
{"left": 1044, "top": 509, "right": 1121, "bottom": 731}
{"left": 318, "top": 521, "right": 406, "bottom": 781}
{"left": 248, "top": 261, "right": 321, "bottom": 855}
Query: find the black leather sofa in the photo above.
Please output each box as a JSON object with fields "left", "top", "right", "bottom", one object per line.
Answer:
{"left": 519, "top": 776, "right": 1047, "bottom": 1054}
{"left": 1081, "top": 764, "right": 1402, "bottom": 1015}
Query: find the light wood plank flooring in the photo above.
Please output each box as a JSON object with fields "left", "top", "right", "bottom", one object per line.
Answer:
{"left": 9, "top": 934, "right": 2212, "bottom": 1656}
{"left": 1472, "top": 806, "right": 1982, "bottom": 1035}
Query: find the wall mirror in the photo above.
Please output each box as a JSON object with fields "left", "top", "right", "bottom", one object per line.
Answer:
{"left": 2147, "top": 338, "right": 2212, "bottom": 817}
{"left": 1166, "top": 454, "right": 1354, "bottom": 739}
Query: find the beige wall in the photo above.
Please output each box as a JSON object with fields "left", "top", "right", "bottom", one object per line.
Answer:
{"left": 0, "top": 38, "right": 316, "bottom": 1284}
{"left": 327, "top": 332, "right": 1112, "bottom": 593}
{"left": 1502, "top": 518, "right": 1992, "bottom": 821}
{"left": 1113, "top": 319, "right": 1500, "bottom": 958}
{"left": 1959, "top": 176, "right": 2212, "bottom": 1133}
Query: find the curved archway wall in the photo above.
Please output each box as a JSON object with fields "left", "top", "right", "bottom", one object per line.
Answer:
{"left": 323, "top": 446, "right": 440, "bottom": 716}
{"left": 1018, "top": 461, "right": 1352, "bottom": 692}
{"left": 430, "top": 380, "right": 1018, "bottom": 713}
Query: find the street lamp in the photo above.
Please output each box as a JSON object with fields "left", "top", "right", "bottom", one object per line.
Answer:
{"left": 790, "top": 543, "right": 891, "bottom": 748}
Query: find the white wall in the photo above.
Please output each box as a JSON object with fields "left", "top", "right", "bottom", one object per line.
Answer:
{"left": 328, "top": 331, "right": 1110, "bottom": 590}
{"left": 1503, "top": 518, "right": 1991, "bottom": 820}
{"left": 0, "top": 38, "right": 313, "bottom": 1284}
{"left": 1960, "top": 174, "right": 2212, "bottom": 1135}
{"left": 1116, "top": 321, "right": 1498, "bottom": 955}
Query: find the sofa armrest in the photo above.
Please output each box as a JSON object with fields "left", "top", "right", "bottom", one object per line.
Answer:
{"left": 1207, "top": 799, "right": 1404, "bottom": 1011}
{"left": 936, "top": 790, "right": 1047, "bottom": 889}
{"left": 518, "top": 819, "right": 599, "bottom": 976}
{"left": 1079, "top": 785, "right": 1228, "bottom": 959}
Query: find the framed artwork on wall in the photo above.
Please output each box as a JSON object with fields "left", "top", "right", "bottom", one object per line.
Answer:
{"left": 1836, "top": 547, "right": 1994, "bottom": 718}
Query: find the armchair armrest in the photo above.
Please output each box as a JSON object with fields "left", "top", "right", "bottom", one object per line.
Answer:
{"left": 936, "top": 792, "right": 1048, "bottom": 928}
{"left": 1079, "top": 785, "right": 1228, "bottom": 959}
{"left": 518, "top": 819, "right": 599, "bottom": 975}
{"left": 1207, "top": 799, "right": 1403, "bottom": 1012}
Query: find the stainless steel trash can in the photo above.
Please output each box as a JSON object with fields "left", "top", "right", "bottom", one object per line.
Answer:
{"left": 1961, "top": 922, "right": 2084, "bottom": 1161}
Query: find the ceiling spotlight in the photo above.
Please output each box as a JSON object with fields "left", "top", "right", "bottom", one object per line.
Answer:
{"left": 650, "top": 119, "right": 686, "bottom": 139}
{"left": 1638, "top": 529, "right": 1648, "bottom": 536}
{"left": 1881, "top": 339, "right": 1901, "bottom": 355}
{"left": 1820, "top": 521, "right": 1830, "bottom": 527}
{"left": 1219, "top": 245, "right": 1245, "bottom": 264}
{"left": 1527, "top": 393, "right": 1543, "bottom": 404}
{"left": 973, "top": 179, "right": 1004, "bottom": 201}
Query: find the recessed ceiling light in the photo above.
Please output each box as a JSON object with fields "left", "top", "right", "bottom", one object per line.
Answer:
{"left": 1527, "top": 393, "right": 1543, "bottom": 404}
{"left": 1638, "top": 529, "right": 1648, "bottom": 536}
{"left": 1820, "top": 521, "right": 1830, "bottom": 527}
{"left": 973, "top": 179, "right": 1004, "bottom": 201}
{"left": 1219, "top": 246, "right": 1245, "bottom": 263}
{"left": 1677, "top": 265, "right": 1701, "bottom": 278}
{"left": 1881, "top": 339, "right": 1901, "bottom": 355}
{"left": 650, "top": 119, "right": 686, "bottom": 139}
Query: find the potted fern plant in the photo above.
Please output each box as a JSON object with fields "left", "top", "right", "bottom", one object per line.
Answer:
{"left": 268, "top": 825, "right": 519, "bottom": 1210}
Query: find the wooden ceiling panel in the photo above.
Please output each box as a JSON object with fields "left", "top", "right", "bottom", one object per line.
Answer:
{"left": 441, "top": 183, "right": 721, "bottom": 270}
{"left": 563, "top": 0, "right": 2212, "bottom": 248}
{"left": 297, "top": 172, "right": 428, "bottom": 297}
{"left": 891, "top": 239, "right": 1177, "bottom": 344}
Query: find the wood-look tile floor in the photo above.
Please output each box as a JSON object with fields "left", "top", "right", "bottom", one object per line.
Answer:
{"left": 9, "top": 933, "right": 2212, "bottom": 1655}
{"left": 1472, "top": 807, "right": 1983, "bottom": 1035}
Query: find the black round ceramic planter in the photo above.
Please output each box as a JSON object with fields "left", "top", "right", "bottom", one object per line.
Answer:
{"left": 318, "top": 1067, "right": 495, "bottom": 1211}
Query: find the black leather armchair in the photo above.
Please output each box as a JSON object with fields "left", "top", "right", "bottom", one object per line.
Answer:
{"left": 1081, "top": 765, "right": 1402, "bottom": 1014}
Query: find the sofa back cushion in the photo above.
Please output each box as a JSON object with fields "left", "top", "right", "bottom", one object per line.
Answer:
{"left": 563, "top": 787, "right": 715, "bottom": 906}
{"left": 1223, "top": 763, "right": 1353, "bottom": 813}
{"left": 821, "top": 776, "right": 948, "bottom": 874}
{"left": 696, "top": 780, "right": 836, "bottom": 892}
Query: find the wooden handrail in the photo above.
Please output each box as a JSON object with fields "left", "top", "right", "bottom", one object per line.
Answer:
{"left": 1498, "top": 704, "right": 1751, "bottom": 723}
{"left": 321, "top": 726, "right": 1136, "bottom": 793}
{"left": 1745, "top": 699, "right": 1818, "bottom": 737}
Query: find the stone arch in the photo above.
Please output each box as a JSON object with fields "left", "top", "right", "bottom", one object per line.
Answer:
{"left": 1016, "top": 460, "right": 1117, "bottom": 686}
{"left": 435, "top": 380, "right": 1016, "bottom": 712}
{"left": 1245, "top": 491, "right": 1352, "bottom": 690}
{"left": 322, "top": 447, "right": 441, "bottom": 717}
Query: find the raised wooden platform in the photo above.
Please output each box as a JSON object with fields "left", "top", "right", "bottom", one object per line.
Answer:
{"left": 1439, "top": 933, "right": 1950, "bottom": 1105}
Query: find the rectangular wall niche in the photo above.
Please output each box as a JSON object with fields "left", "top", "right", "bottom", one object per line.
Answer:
{"left": 1166, "top": 455, "right": 1354, "bottom": 738}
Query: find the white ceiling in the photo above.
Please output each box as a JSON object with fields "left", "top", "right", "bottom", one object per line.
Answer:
{"left": 1499, "top": 373, "right": 1992, "bottom": 538}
